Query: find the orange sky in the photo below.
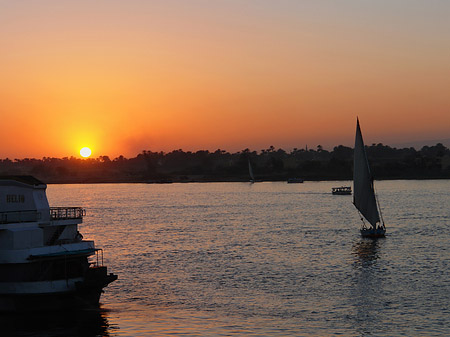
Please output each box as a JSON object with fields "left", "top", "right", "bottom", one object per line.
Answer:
{"left": 1, "top": 1, "right": 449, "bottom": 159}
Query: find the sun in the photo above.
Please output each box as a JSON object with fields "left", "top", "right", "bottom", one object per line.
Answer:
{"left": 80, "top": 147, "right": 92, "bottom": 158}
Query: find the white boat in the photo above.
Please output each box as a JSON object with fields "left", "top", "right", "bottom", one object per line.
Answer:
{"left": 353, "top": 119, "right": 386, "bottom": 238}
{"left": 0, "top": 176, "right": 117, "bottom": 311}
{"left": 248, "top": 159, "right": 255, "bottom": 183}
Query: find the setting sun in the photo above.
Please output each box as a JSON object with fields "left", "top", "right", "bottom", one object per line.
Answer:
{"left": 80, "top": 147, "right": 92, "bottom": 158}
{"left": 1, "top": 1, "right": 449, "bottom": 160}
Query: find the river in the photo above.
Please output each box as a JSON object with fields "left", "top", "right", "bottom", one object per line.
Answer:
{"left": 3, "top": 180, "right": 449, "bottom": 336}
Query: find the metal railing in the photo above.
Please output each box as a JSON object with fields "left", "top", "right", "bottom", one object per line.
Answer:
{"left": 90, "top": 248, "right": 104, "bottom": 267}
{"left": 0, "top": 207, "right": 85, "bottom": 223}
{"left": 50, "top": 207, "right": 85, "bottom": 220}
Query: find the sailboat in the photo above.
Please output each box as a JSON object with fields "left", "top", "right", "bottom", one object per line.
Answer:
{"left": 248, "top": 159, "right": 255, "bottom": 183}
{"left": 353, "top": 118, "right": 386, "bottom": 238}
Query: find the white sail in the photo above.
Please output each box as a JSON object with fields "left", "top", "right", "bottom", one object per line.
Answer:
{"left": 248, "top": 159, "right": 255, "bottom": 182}
{"left": 353, "top": 118, "right": 380, "bottom": 228}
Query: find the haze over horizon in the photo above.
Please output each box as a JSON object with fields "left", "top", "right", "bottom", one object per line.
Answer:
{"left": 1, "top": 1, "right": 449, "bottom": 159}
{"left": 2, "top": 136, "right": 449, "bottom": 161}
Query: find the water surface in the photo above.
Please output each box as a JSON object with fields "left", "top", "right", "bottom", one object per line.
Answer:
{"left": 6, "top": 181, "right": 450, "bottom": 336}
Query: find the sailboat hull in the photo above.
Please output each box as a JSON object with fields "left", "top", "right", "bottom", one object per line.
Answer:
{"left": 360, "top": 227, "right": 386, "bottom": 238}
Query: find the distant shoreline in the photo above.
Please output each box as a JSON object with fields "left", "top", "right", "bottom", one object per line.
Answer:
{"left": 44, "top": 176, "right": 450, "bottom": 185}
{"left": 2, "top": 143, "right": 449, "bottom": 184}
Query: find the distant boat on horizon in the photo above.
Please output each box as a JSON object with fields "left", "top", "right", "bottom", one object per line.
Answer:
{"left": 248, "top": 159, "right": 255, "bottom": 183}
{"left": 332, "top": 186, "right": 351, "bottom": 195}
{"left": 287, "top": 178, "right": 304, "bottom": 184}
{"left": 353, "top": 118, "right": 386, "bottom": 238}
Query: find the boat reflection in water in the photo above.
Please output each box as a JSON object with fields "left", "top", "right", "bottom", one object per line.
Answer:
{"left": 350, "top": 238, "right": 387, "bottom": 335}
{"left": 352, "top": 239, "right": 380, "bottom": 267}
{"left": 0, "top": 309, "right": 114, "bottom": 337}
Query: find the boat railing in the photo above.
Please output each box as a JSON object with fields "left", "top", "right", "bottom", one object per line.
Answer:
{"left": 0, "top": 210, "right": 41, "bottom": 224}
{"left": 50, "top": 207, "right": 86, "bottom": 220}
{"left": 89, "top": 248, "right": 105, "bottom": 267}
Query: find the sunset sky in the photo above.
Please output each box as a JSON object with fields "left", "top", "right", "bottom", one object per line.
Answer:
{"left": 1, "top": 0, "right": 449, "bottom": 159}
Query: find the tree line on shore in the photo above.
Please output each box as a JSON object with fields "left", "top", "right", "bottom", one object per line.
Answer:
{"left": 1, "top": 143, "right": 449, "bottom": 183}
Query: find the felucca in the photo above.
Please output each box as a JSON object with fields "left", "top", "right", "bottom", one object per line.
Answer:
{"left": 353, "top": 118, "right": 386, "bottom": 238}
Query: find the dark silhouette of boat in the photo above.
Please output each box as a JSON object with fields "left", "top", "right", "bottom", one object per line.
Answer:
{"left": 353, "top": 119, "right": 386, "bottom": 238}
{"left": 332, "top": 186, "right": 351, "bottom": 195}
{"left": 287, "top": 178, "right": 304, "bottom": 184}
{"left": 0, "top": 176, "right": 117, "bottom": 311}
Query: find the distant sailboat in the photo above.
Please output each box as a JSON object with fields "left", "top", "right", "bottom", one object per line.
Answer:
{"left": 248, "top": 159, "right": 255, "bottom": 183}
{"left": 353, "top": 118, "right": 386, "bottom": 238}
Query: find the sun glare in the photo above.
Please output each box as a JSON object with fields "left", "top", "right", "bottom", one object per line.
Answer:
{"left": 80, "top": 147, "right": 92, "bottom": 158}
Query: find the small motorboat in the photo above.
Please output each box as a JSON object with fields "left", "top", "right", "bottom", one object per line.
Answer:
{"left": 332, "top": 186, "right": 352, "bottom": 195}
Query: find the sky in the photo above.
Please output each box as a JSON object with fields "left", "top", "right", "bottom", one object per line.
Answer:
{"left": 1, "top": 0, "right": 449, "bottom": 159}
